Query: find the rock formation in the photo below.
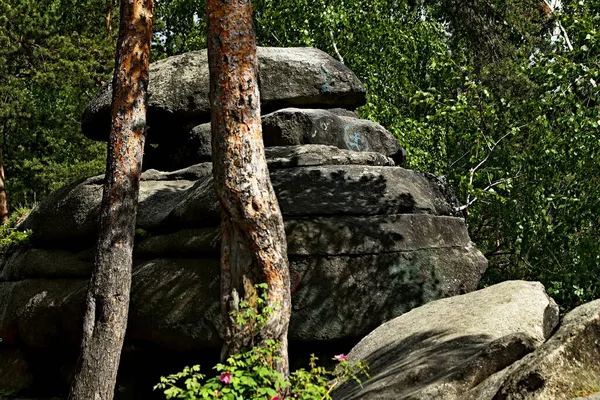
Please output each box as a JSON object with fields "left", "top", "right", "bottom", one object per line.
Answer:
{"left": 336, "top": 281, "right": 600, "bottom": 400}
{"left": 334, "top": 281, "right": 560, "bottom": 400}
{"left": 0, "top": 47, "right": 488, "bottom": 399}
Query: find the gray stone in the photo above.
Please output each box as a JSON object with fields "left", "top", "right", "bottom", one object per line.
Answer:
{"left": 328, "top": 108, "right": 360, "bottom": 118}
{"left": 142, "top": 120, "right": 399, "bottom": 169}
{"left": 142, "top": 108, "right": 406, "bottom": 171}
{"left": 261, "top": 108, "right": 407, "bottom": 164}
{"left": 465, "top": 298, "right": 600, "bottom": 400}
{"left": 270, "top": 165, "right": 459, "bottom": 217}
{"left": 128, "top": 258, "right": 222, "bottom": 351}
{"left": 21, "top": 175, "right": 198, "bottom": 244}
{"left": 133, "top": 214, "right": 480, "bottom": 259}
{"left": 0, "top": 247, "right": 485, "bottom": 352}
{"left": 334, "top": 281, "right": 559, "bottom": 400}
{"left": 265, "top": 145, "right": 394, "bottom": 168}
{"left": 22, "top": 155, "right": 459, "bottom": 244}
{"left": 289, "top": 247, "right": 486, "bottom": 341}
{"left": 169, "top": 164, "right": 460, "bottom": 227}
{"left": 0, "top": 247, "right": 91, "bottom": 281}
{"left": 134, "top": 228, "right": 221, "bottom": 259}
{"left": 10, "top": 212, "right": 486, "bottom": 290}
{"left": 18, "top": 176, "right": 104, "bottom": 245}
{"left": 82, "top": 48, "right": 366, "bottom": 142}
{"left": 0, "top": 279, "right": 86, "bottom": 349}
{"left": 284, "top": 214, "right": 474, "bottom": 255}
{"left": 140, "top": 163, "right": 213, "bottom": 181}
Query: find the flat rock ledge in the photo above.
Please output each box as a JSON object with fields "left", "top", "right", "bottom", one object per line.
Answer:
{"left": 19, "top": 146, "right": 460, "bottom": 245}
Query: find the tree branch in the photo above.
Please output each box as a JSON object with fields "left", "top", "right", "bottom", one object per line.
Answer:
{"left": 330, "top": 31, "right": 344, "bottom": 64}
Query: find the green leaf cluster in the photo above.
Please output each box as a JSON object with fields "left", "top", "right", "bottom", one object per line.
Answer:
{"left": 0, "top": 0, "right": 115, "bottom": 207}
{"left": 0, "top": 207, "right": 31, "bottom": 250}
{"left": 154, "top": 284, "right": 369, "bottom": 399}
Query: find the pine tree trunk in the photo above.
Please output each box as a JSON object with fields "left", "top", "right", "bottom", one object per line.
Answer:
{"left": 0, "top": 146, "right": 8, "bottom": 224}
{"left": 68, "top": 1, "right": 153, "bottom": 399}
{"left": 206, "top": 0, "right": 292, "bottom": 379}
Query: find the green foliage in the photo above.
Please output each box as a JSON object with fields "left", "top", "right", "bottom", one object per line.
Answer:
{"left": 0, "top": 0, "right": 113, "bottom": 207}
{"left": 0, "top": 207, "right": 31, "bottom": 250}
{"left": 154, "top": 284, "right": 369, "bottom": 399}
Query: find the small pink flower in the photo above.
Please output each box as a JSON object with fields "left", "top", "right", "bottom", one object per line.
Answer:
{"left": 214, "top": 389, "right": 221, "bottom": 396}
{"left": 271, "top": 397, "right": 281, "bottom": 400}
{"left": 334, "top": 353, "right": 349, "bottom": 361}
{"left": 220, "top": 372, "right": 232, "bottom": 384}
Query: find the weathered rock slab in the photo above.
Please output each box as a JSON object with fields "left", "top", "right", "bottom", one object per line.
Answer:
{"left": 0, "top": 247, "right": 485, "bottom": 352}
{"left": 0, "top": 247, "right": 91, "bottom": 281}
{"left": 143, "top": 109, "right": 406, "bottom": 171}
{"left": 132, "top": 214, "right": 480, "bottom": 260}
{"left": 21, "top": 147, "right": 460, "bottom": 245}
{"left": 170, "top": 164, "right": 460, "bottom": 228}
{"left": 465, "top": 298, "right": 600, "bottom": 400}
{"left": 334, "top": 281, "right": 559, "bottom": 400}
{"left": 82, "top": 48, "right": 366, "bottom": 142}
{"left": 265, "top": 145, "right": 394, "bottom": 168}
{"left": 143, "top": 120, "right": 399, "bottom": 170}
{"left": 262, "top": 108, "right": 407, "bottom": 164}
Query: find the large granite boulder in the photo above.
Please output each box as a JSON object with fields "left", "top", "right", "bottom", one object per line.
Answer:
{"left": 334, "top": 281, "right": 560, "bottom": 400}
{"left": 82, "top": 48, "right": 367, "bottom": 143}
{"left": 3, "top": 145, "right": 486, "bottom": 357}
{"left": 465, "top": 298, "right": 600, "bottom": 400}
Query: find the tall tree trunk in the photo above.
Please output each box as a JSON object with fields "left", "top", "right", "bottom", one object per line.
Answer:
{"left": 68, "top": 1, "right": 153, "bottom": 399}
{"left": 0, "top": 146, "right": 7, "bottom": 224}
{"left": 206, "top": 0, "right": 292, "bottom": 380}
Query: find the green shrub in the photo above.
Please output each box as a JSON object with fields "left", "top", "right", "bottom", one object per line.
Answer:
{"left": 154, "top": 284, "right": 369, "bottom": 399}
{"left": 0, "top": 208, "right": 32, "bottom": 250}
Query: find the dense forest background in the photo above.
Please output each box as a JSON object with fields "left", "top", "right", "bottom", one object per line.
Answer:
{"left": 0, "top": 0, "right": 598, "bottom": 310}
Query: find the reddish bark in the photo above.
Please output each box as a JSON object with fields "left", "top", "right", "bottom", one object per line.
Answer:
{"left": 206, "top": 0, "right": 292, "bottom": 379}
{"left": 68, "top": 1, "right": 153, "bottom": 399}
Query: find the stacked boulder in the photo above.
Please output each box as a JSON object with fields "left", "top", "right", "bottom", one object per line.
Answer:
{"left": 83, "top": 47, "right": 407, "bottom": 170}
{"left": 0, "top": 47, "right": 487, "bottom": 398}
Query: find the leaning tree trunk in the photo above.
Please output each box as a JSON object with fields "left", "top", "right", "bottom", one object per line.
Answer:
{"left": 0, "top": 146, "right": 7, "bottom": 224}
{"left": 68, "top": 1, "right": 153, "bottom": 399}
{"left": 206, "top": 0, "right": 292, "bottom": 379}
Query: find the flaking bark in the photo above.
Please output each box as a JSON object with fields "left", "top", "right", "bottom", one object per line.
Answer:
{"left": 68, "top": 1, "right": 153, "bottom": 399}
{"left": 206, "top": 0, "right": 292, "bottom": 379}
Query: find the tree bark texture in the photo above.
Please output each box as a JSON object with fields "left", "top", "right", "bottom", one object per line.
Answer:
{"left": 0, "top": 146, "right": 8, "bottom": 224}
{"left": 68, "top": 1, "right": 153, "bottom": 399}
{"left": 206, "top": 0, "right": 292, "bottom": 379}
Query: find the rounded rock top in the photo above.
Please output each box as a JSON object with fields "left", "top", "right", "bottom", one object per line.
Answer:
{"left": 82, "top": 47, "right": 367, "bottom": 142}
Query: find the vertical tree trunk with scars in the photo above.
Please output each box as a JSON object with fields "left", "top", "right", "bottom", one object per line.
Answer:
{"left": 206, "top": 0, "right": 292, "bottom": 379}
{"left": 68, "top": 1, "right": 153, "bottom": 399}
